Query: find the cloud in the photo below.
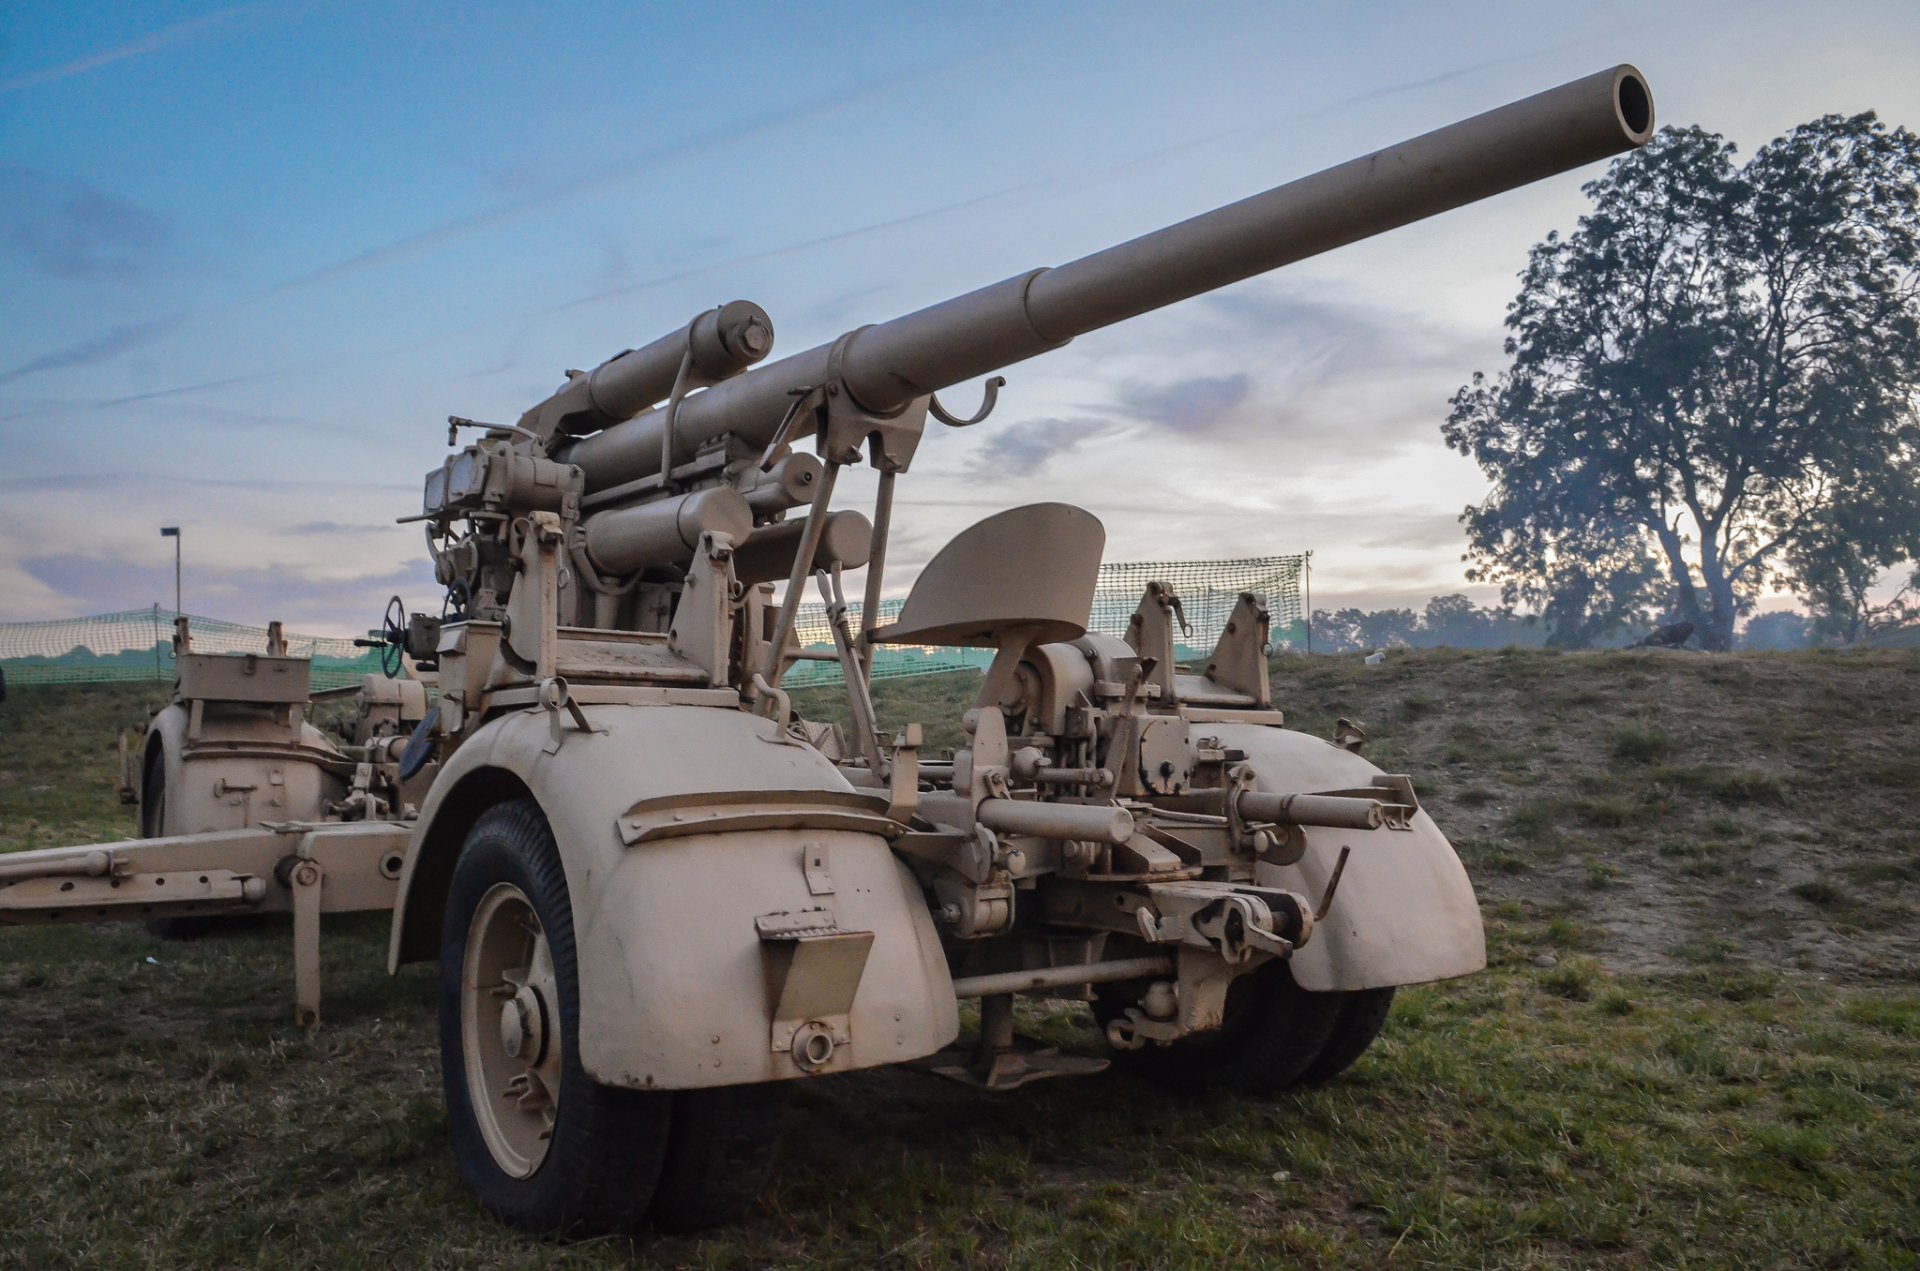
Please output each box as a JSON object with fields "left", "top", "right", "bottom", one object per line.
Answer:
{"left": 0, "top": 472, "right": 416, "bottom": 494}
{"left": 0, "top": 166, "right": 173, "bottom": 281}
{"left": 546, "top": 178, "right": 1041, "bottom": 319}
{"left": 270, "top": 52, "right": 989, "bottom": 296}
{"left": 278, "top": 521, "right": 390, "bottom": 536}
{"left": 966, "top": 415, "right": 1124, "bottom": 476}
{"left": 1118, "top": 374, "right": 1256, "bottom": 437}
{"left": 0, "top": 49, "right": 1011, "bottom": 390}
{"left": 1101, "top": 285, "right": 1488, "bottom": 460}
{"left": 0, "top": 317, "right": 180, "bottom": 383}
{"left": 1308, "top": 36, "right": 1600, "bottom": 115}
{"left": 15, "top": 552, "right": 438, "bottom": 635}
{"left": 0, "top": 7, "right": 248, "bottom": 95}
{"left": 97, "top": 372, "right": 278, "bottom": 406}
{"left": 1354, "top": 512, "right": 1471, "bottom": 551}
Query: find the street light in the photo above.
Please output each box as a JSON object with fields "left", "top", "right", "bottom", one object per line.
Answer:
{"left": 160, "top": 526, "right": 181, "bottom": 617}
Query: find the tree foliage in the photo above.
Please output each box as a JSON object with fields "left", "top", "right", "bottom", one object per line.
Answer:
{"left": 1309, "top": 594, "right": 1544, "bottom": 653}
{"left": 1445, "top": 114, "right": 1920, "bottom": 649}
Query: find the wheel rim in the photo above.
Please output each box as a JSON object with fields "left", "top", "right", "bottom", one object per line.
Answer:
{"left": 461, "top": 882, "right": 562, "bottom": 1179}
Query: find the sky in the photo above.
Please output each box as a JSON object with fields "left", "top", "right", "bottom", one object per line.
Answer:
{"left": 3, "top": 0, "right": 1918, "bottom": 637}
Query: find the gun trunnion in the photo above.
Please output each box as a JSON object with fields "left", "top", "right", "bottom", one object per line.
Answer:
{"left": 7, "top": 66, "right": 1653, "bottom": 1237}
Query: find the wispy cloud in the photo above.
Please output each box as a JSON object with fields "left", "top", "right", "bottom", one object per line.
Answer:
{"left": 0, "top": 6, "right": 248, "bottom": 95}
{"left": 0, "top": 318, "right": 181, "bottom": 383}
{"left": 0, "top": 47, "right": 1001, "bottom": 392}
{"left": 277, "top": 521, "right": 391, "bottom": 536}
{"left": 545, "top": 179, "right": 1041, "bottom": 319}
{"left": 268, "top": 51, "right": 991, "bottom": 296}
{"left": 1119, "top": 374, "right": 1257, "bottom": 438}
{"left": 0, "top": 472, "right": 416, "bottom": 494}
{"left": 15, "top": 551, "right": 436, "bottom": 633}
{"left": 0, "top": 166, "right": 173, "bottom": 281}
{"left": 966, "top": 415, "right": 1126, "bottom": 477}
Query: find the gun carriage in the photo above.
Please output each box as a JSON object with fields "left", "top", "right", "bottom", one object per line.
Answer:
{"left": 2, "top": 66, "right": 1654, "bottom": 1234}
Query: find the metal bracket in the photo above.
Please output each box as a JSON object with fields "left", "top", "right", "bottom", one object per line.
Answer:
{"left": 538, "top": 676, "right": 602, "bottom": 754}
{"left": 1133, "top": 880, "right": 1311, "bottom": 963}
{"left": 887, "top": 723, "right": 922, "bottom": 825}
{"left": 928, "top": 375, "right": 1005, "bottom": 427}
{"left": 802, "top": 843, "right": 835, "bottom": 896}
{"left": 755, "top": 908, "right": 873, "bottom": 1069}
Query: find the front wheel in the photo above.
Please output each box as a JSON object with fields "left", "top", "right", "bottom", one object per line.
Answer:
{"left": 1095, "top": 960, "right": 1394, "bottom": 1093}
{"left": 440, "top": 800, "right": 671, "bottom": 1235}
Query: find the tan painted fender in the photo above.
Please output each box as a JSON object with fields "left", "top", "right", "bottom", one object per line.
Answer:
{"left": 387, "top": 702, "right": 959, "bottom": 1090}
{"left": 144, "top": 703, "right": 344, "bottom": 835}
{"left": 1211, "top": 723, "right": 1486, "bottom": 992}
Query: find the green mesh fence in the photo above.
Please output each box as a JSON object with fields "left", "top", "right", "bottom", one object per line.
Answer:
{"left": 0, "top": 607, "right": 385, "bottom": 691}
{"left": 783, "top": 555, "right": 1305, "bottom": 688}
{"left": 3, "top": 556, "right": 1302, "bottom": 694}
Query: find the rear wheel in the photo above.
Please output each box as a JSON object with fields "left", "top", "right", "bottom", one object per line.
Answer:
{"left": 440, "top": 799, "right": 671, "bottom": 1234}
{"left": 1301, "top": 986, "right": 1395, "bottom": 1084}
{"left": 1096, "top": 960, "right": 1390, "bottom": 1093}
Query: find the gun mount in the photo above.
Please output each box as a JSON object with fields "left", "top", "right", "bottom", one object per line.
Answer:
{"left": 12, "top": 66, "right": 1654, "bottom": 1238}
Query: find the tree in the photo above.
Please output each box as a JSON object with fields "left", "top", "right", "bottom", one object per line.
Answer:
{"left": 1739, "top": 610, "right": 1813, "bottom": 651}
{"left": 1310, "top": 606, "right": 1419, "bottom": 653}
{"left": 1445, "top": 115, "right": 1920, "bottom": 650}
{"left": 1304, "top": 595, "right": 1547, "bottom": 652}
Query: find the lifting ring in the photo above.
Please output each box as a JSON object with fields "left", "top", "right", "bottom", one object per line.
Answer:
{"left": 929, "top": 376, "right": 1006, "bottom": 428}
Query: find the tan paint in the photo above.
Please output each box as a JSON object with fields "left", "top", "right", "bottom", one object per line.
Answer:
{"left": 390, "top": 703, "right": 958, "bottom": 1088}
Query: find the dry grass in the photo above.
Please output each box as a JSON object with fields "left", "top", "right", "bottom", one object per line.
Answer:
{"left": 3, "top": 651, "right": 1918, "bottom": 1268}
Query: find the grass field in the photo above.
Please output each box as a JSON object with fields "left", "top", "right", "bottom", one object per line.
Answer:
{"left": 2, "top": 651, "right": 1917, "bottom": 1269}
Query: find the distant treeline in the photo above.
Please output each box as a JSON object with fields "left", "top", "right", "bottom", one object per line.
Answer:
{"left": 1305, "top": 595, "right": 1823, "bottom": 653}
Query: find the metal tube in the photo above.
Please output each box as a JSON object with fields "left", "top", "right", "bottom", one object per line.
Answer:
{"left": 858, "top": 468, "right": 896, "bottom": 679}
{"left": 558, "top": 66, "right": 1651, "bottom": 490}
{"left": 740, "top": 452, "right": 825, "bottom": 515}
{"left": 582, "top": 487, "right": 753, "bottom": 575}
{"left": 1239, "top": 790, "right": 1385, "bottom": 831}
{"left": 950, "top": 955, "right": 1174, "bottom": 1000}
{"left": 758, "top": 461, "right": 840, "bottom": 689}
{"left": 0, "top": 849, "right": 112, "bottom": 883}
{"left": 976, "top": 799, "right": 1134, "bottom": 845}
{"left": 731, "top": 510, "right": 873, "bottom": 586}
{"left": 518, "top": 301, "right": 774, "bottom": 439}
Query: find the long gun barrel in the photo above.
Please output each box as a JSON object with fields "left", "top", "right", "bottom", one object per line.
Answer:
{"left": 553, "top": 65, "right": 1651, "bottom": 492}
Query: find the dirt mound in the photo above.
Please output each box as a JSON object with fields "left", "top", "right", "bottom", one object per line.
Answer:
{"left": 1268, "top": 647, "right": 1920, "bottom": 981}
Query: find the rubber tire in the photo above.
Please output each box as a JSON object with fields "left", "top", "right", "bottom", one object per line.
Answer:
{"left": 1096, "top": 960, "right": 1349, "bottom": 1094}
{"left": 139, "top": 746, "right": 167, "bottom": 838}
{"left": 440, "top": 799, "right": 673, "bottom": 1236}
{"left": 648, "top": 1085, "right": 786, "bottom": 1232}
{"left": 1300, "top": 987, "right": 1395, "bottom": 1084}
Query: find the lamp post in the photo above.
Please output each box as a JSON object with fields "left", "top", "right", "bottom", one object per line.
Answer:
{"left": 160, "top": 527, "right": 181, "bottom": 617}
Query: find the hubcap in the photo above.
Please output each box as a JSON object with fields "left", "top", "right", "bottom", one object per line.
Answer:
{"left": 461, "top": 883, "right": 562, "bottom": 1178}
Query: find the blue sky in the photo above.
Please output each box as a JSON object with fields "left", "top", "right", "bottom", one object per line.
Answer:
{"left": 4, "top": 1, "right": 1918, "bottom": 634}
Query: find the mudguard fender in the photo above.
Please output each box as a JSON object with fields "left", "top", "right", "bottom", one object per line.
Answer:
{"left": 1210, "top": 723, "right": 1486, "bottom": 992}
{"left": 389, "top": 702, "right": 958, "bottom": 1088}
{"left": 142, "top": 703, "right": 342, "bottom": 835}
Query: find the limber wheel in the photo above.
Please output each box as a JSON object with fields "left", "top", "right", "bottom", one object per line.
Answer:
{"left": 440, "top": 800, "right": 671, "bottom": 1235}
{"left": 139, "top": 746, "right": 167, "bottom": 839}
{"left": 1095, "top": 959, "right": 1393, "bottom": 1093}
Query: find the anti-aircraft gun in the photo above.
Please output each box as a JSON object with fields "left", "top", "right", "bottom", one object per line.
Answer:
{"left": 4, "top": 66, "right": 1653, "bottom": 1235}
